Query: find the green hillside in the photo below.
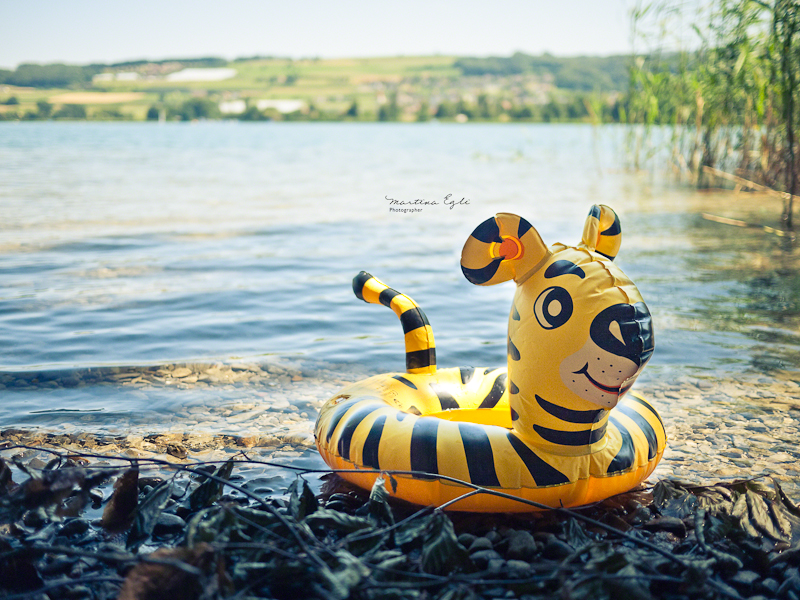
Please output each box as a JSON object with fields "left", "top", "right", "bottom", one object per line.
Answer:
{"left": 0, "top": 53, "right": 631, "bottom": 122}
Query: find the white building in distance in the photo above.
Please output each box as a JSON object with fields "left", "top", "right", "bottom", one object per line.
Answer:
{"left": 166, "top": 68, "right": 237, "bottom": 82}
{"left": 256, "top": 99, "right": 306, "bottom": 114}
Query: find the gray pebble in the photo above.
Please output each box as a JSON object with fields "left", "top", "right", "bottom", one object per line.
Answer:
{"left": 486, "top": 558, "right": 505, "bottom": 573}
{"left": 543, "top": 537, "right": 574, "bottom": 559}
{"left": 506, "top": 530, "right": 537, "bottom": 560}
{"left": 469, "top": 536, "right": 494, "bottom": 553}
{"left": 761, "top": 578, "right": 780, "bottom": 593}
{"left": 506, "top": 559, "right": 532, "bottom": 572}
{"left": 484, "top": 530, "right": 502, "bottom": 544}
{"left": 457, "top": 533, "right": 476, "bottom": 547}
{"left": 470, "top": 549, "right": 504, "bottom": 568}
{"left": 154, "top": 513, "right": 186, "bottom": 533}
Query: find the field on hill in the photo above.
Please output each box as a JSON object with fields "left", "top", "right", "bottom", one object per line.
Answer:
{"left": 0, "top": 54, "right": 630, "bottom": 122}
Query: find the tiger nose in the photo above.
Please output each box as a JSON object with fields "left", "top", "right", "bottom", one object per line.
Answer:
{"left": 590, "top": 302, "right": 654, "bottom": 366}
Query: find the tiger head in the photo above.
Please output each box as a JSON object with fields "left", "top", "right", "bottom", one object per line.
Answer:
{"left": 461, "top": 205, "right": 654, "bottom": 412}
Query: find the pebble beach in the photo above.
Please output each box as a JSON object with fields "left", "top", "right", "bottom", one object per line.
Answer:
{"left": 3, "top": 359, "right": 799, "bottom": 502}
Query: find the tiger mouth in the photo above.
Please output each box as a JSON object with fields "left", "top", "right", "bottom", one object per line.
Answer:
{"left": 573, "top": 363, "right": 630, "bottom": 395}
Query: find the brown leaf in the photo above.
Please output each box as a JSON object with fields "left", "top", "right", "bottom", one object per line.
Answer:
{"left": 117, "top": 543, "right": 217, "bottom": 600}
{"left": 101, "top": 467, "right": 139, "bottom": 533}
{"left": 0, "top": 458, "right": 14, "bottom": 496}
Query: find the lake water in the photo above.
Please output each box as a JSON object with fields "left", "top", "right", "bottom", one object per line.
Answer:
{"left": 1, "top": 122, "right": 799, "bottom": 496}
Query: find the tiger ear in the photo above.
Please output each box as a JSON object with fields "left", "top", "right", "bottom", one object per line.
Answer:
{"left": 461, "top": 213, "right": 550, "bottom": 286}
{"left": 580, "top": 204, "right": 622, "bottom": 260}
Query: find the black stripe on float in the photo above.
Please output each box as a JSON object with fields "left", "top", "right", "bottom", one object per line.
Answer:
{"left": 615, "top": 404, "right": 658, "bottom": 460}
{"left": 535, "top": 395, "right": 603, "bottom": 424}
{"left": 627, "top": 395, "right": 664, "bottom": 427}
{"left": 506, "top": 433, "right": 569, "bottom": 486}
{"left": 392, "top": 375, "right": 417, "bottom": 389}
{"left": 601, "top": 212, "right": 622, "bottom": 236}
{"left": 510, "top": 408, "right": 519, "bottom": 421}
{"left": 324, "top": 397, "right": 365, "bottom": 443}
{"left": 406, "top": 348, "right": 436, "bottom": 371}
{"left": 462, "top": 259, "right": 502, "bottom": 285}
{"left": 517, "top": 217, "right": 533, "bottom": 238}
{"left": 533, "top": 424, "right": 606, "bottom": 446}
{"left": 459, "top": 367, "right": 475, "bottom": 384}
{"left": 511, "top": 304, "right": 520, "bottom": 321}
{"left": 378, "top": 287, "right": 400, "bottom": 307}
{"left": 361, "top": 414, "right": 386, "bottom": 469}
{"left": 607, "top": 416, "right": 635, "bottom": 473}
{"left": 430, "top": 384, "right": 460, "bottom": 410}
{"left": 544, "top": 260, "right": 586, "bottom": 280}
{"left": 400, "top": 307, "right": 428, "bottom": 333}
{"left": 337, "top": 404, "right": 384, "bottom": 460}
{"left": 352, "top": 271, "right": 372, "bottom": 301}
{"left": 471, "top": 217, "right": 503, "bottom": 243}
{"left": 410, "top": 418, "right": 439, "bottom": 479}
{"left": 478, "top": 373, "right": 507, "bottom": 408}
{"left": 458, "top": 423, "right": 500, "bottom": 486}
{"left": 588, "top": 205, "right": 601, "bottom": 219}
{"left": 508, "top": 338, "right": 521, "bottom": 361}
{"left": 509, "top": 380, "right": 519, "bottom": 394}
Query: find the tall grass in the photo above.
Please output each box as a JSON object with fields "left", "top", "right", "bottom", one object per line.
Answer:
{"left": 629, "top": 0, "right": 799, "bottom": 227}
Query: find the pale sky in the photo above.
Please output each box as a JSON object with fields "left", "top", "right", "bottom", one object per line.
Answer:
{"left": 0, "top": 0, "right": 637, "bottom": 69}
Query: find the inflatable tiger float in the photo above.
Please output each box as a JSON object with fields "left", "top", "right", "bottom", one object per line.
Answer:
{"left": 315, "top": 205, "right": 666, "bottom": 512}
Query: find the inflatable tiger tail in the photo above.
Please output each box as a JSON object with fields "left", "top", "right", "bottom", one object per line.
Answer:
{"left": 352, "top": 271, "right": 436, "bottom": 375}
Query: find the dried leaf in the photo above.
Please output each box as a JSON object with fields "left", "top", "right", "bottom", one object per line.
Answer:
{"left": 0, "top": 458, "right": 14, "bottom": 496}
{"left": 420, "top": 511, "right": 471, "bottom": 575}
{"left": 325, "top": 549, "right": 370, "bottom": 598}
{"left": 774, "top": 478, "right": 800, "bottom": 518}
{"left": 394, "top": 511, "right": 434, "bottom": 547}
{"left": 188, "top": 460, "right": 234, "bottom": 511}
{"left": 128, "top": 479, "right": 174, "bottom": 550}
{"left": 731, "top": 494, "right": 748, "bottom": 520}
{"left": 305, "top": 508, "right": 372, "bottom": 533}
{"left": 565, "top": 516, "right": 594, "bottom": 549}
{"left": 117, "top": 543, "right": 217, "bottom": 600}
{"left": 769, "top": 500, "right": 795, "bottom": 541}
{"left": 101, "top": 466, "right": 139, "bottom": 533}
{"left": 653, "top": 480, "right": 698, "bottom": 519}
{"left": 0, "top": 466, "right": 115, "bottom": 522}
{"left": 652, "top": 479, "right": 685, "bottom": 509}
{"left": 746, "top": 489, "right": 785, "bottom": 542}
{"left": 368, "top": 476, "right": 394, "bottom": 527}
{"left": 288, "top": 478, "right": 318, "bottom": 520}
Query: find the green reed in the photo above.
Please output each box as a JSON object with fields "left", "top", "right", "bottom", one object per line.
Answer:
{"left": 628, "top": 0, "right": 799, "bottom": 227}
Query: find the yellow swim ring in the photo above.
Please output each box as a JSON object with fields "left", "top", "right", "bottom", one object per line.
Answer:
{"left": 315, "top": 205, "right": 666, "bottom": 512}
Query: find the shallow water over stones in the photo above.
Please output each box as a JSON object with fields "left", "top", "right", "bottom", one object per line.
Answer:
{"left": 2, "top": 358, "right": 799, "bottom": 502}
{"left": 641, "top": 375, "right": 800, "bottom": 496}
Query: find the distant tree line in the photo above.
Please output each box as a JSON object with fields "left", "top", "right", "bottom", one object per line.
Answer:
{"left": 0, "top": 58, "right": 227, "bottom": 89}
{"left": 454, "top": 52, "right": 632, "bottom": 92}
{"left": 0, "top": 63, "right": 103, "bottom": 88}
{"left": 0, "top": 93, "right": 622, "bottom": 123}
{"left": 109, "top": 57, "right": 226, "bottom": 70}
{"left": 0, "top": 99, "right": 132, "bottom": 121}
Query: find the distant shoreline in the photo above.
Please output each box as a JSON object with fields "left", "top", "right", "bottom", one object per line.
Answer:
{"left": 0, "top": 53, "right": 629, "bottom": 123}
